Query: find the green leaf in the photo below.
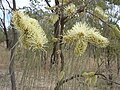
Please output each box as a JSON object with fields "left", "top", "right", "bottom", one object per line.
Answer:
{"left": 95, "top": 6, "right": 109, "bottom": 22}
{"left": 110, "top": 24, "right": 120, "bottom": 38}
{"left": 91, "top": 75, "right": 97, "bottom": 86}
{"left": 45, "top": 6, "right": 57, "bottom": 10}
{"left": 82, "top": 72, "right": 89, "bottom": 77}
{"left": 108, "top": 0, "right": 120, "bottom": 5}
{"left": 85, "top": 78, "right": 90, "bottom": 85}
{"left": 97, "top": 0, "right": 107, "bottom": 10}
{"left": 74, "top": 40, "right": 88, "bottom": 56}
{"left": 58, "top": 71, "right": 65, "bottom": 81}
{"left": 83, "top": 72, "right": 97, "bottom": 86}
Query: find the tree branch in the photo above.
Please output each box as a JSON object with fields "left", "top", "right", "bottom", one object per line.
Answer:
{"left": 0, "top": 7, "right": 10, "bottom": 11}
{"left": 6, "top": 0, "right": 13, "bottom": 10}
{"left": 54, "top": 72, "right": 120, "bottom": 90}
{"left": 64, "top": 0, "right": 93, "bottom": 23}
{"left": 44, "top": 0, "right": 54, "bottom": 13}
{"left": 86, "top": 11, "right": 118, "bottom": 32}
{"left": 55, "top": 0, "right": 59, "bottom": 5}
{"left": 0, "top": 18, "right": 4, "bottom": 31}
{"left": 12, "top": 0, "right": 16, "bottom": 11}
{"left": 95, "top": 73, "right": 120, "bottom": 86}
{"left": 54, "top": 74, "right": 81, "bottom": 90}
{"left": 0, "top": 1, "right": 9, "bottom": 48}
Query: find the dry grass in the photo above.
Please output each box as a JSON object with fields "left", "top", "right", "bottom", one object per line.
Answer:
{"left": 0, "top": 43, "right": 120, "bottom": 90}
{"left": 0, "top": 43, "right": 10, "bottom": 69}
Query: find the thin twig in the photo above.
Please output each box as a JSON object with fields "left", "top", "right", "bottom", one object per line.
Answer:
{"left": 54, "top": 72, "right": 120, "bottom": 90}
{"left": 86, "top": 11, "right": 119, "bottom": 31}
{"left": 95, "top": 60, "right": 105, "bottom": 74}
{"left": 0, "top": 7, "right": 10, "bottom": 11}
{"left": 95, "top": 73, "right": 120, "bottom": 86}
{"left": 6, "top": 0, "right": 13, "bottom": 10}
{"left": 44, "top": 0, "right": 54, "bottom": 13}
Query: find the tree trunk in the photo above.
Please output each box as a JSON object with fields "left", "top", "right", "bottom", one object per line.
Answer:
{"left": 50, "top": 0, "right": 64, "bottom": 71}
{"left": 9, "top": 0, "right": 17, "bottom": 90}
{"left": 9, "top": 47, "right": 16, "bottom": 90}
{"left": 106, "top": 48, "right": 113, "bottom": 90}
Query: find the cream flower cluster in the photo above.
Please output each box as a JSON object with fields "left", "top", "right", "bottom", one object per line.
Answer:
{"left": 74, "top": 39, "right": 88, "bottom": 56}
{"left": 82, "top": 72, "right": 97, "bottom": 86}
{"left": 63, "top": 22, "right": 109, "bottom": 55}
{"left": 64, "top": 3, "right": 76, "bottom": 16}
{"left": 63, "top": 22, "right": 89, "bottom": 43}
{"left": 49, "top": 14, "right": 59, "bottom": 24}
{"left": 95, "top": 6, "right": 109, "bottom": 22}
{"left": 12, "top": 11, "right": 48, "bottom": 50}
{"left": 87, "top": 29, "right": 109, "bottom": 47}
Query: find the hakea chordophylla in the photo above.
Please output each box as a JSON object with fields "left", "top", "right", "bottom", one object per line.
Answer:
{"left": 64, "top": 3, "right": 76, "bottom": 16}
{"left": 12, "top": 11, "right": 48, "bottom": 50}
{"left": 74, "top": 39, "right": 88, "bottom": 56}
{"left": 87, "top": 29, "right": 109, "bottom": 47}
{"left": 63, "top": 22, "right": 109, "bottom": 55}
{"left": 95, "top": 6, "right": 109, "bottom": 22}
{"left": 63, "top": 22, "right": 89, "bottom": 43}
{"left": 49, "top": 14, "right": 59, "bottom": 24}
{"left": 82, "top": 72, "right": 97, "bottom": 86}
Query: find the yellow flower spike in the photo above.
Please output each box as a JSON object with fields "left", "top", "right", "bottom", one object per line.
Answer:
{"left": 82, "top": 72, "right": 97, "bottom": 86}
{"left": 64, "top": 22, "right": 109, "bottom": 55}
{"left": 82, "top": 72, "right": 95, "bottom": 77}
{"left": 12, "top": 11, "right": 48, "bottom": 50}
{"left": 63, "top": 22, "right": 109, "bottom": 55}
{"left": 110, "top": 24, "right": 120, "bottom": 38}
{"left": 63, "top": 35, "right": 78, "bottom": 43}
{"left": 63, "top": 22, "right": 89, "bottom": 43}
{"left": 91, "top": 75, "right": 97, "bottom": 86}
{"left": 49, "top": 14, "right": 59, "bottom": 24}
{"left": 95, "top": 6, "right": 109, "bottom": 22}
{"left": 74, "top": 40, "right": 88, "bottom": 56}
{"left": 82, "top": 72, "right": 89, "bottom": 77}
{"left": 58, "top": 71, "right": 65, "bottom": 81}
{"left": 87, "top": 29, "right": 109, "bottom": 47}
{"left": 64, "top": 3, "right": 76, "bottom": 16}
{"left": 85, "top": 77, "right": 90, "bottom": 85}
{"left": 88, "top": 72, "right": 95, "bottom": 77}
